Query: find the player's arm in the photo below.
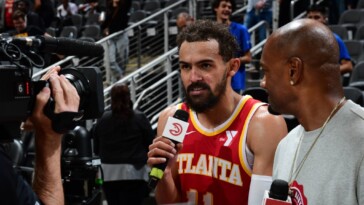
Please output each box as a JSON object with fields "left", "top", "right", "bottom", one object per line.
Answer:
{"left": 147, "top": 106, "right": 183, "bottom": 203}
{"left": 247, "top": 105, "right": 288, "bottom": 205}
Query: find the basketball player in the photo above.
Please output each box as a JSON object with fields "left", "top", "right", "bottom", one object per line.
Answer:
{"left": 147, "top": 20, "right": 288, "bottom": 205}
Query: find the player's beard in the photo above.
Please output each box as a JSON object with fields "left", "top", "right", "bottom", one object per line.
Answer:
{"left": 184, "top": 71, "right": 227, "bottom": 113}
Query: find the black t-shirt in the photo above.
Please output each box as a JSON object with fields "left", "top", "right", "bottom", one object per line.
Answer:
{"left": 8, "top": 26, "right": 44, "bottom": 37}
{"left": 0, "top": 146, "right": 41, "bottom": 205}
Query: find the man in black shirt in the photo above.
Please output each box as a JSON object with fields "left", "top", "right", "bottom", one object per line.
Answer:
{"left": 9, "top": 9, "right": 44, "bottom": 37}
{"left": 0, "top": 66, "right": 80, "bottom": 204}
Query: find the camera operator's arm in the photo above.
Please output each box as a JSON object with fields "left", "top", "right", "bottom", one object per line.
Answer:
{"left": 30, "top": 67, "right": 80, "bottom": 205}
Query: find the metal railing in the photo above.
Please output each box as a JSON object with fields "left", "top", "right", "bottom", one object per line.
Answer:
{"left": 290, "top": 0, "right": 324, "bottom": 20}
{"left": 101, "top": 47, "right": 181, "bottom": 128}
{"left": 31, "top": 0, "right": 275, "bottom": 127}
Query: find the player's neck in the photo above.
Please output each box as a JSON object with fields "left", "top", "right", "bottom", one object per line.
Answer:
{"left": 196, "top": 92, "right": 241, "bottom": 129}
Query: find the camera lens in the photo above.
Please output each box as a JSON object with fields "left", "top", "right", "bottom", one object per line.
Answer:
{"left": 59, "top": 68, "right": 90, "bottom": 108}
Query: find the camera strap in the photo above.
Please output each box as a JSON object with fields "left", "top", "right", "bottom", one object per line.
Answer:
{"left": 51, "top": 111, "right": 84, "bottom": 134}
{"left": 44, "top": 101, "right": 84, "bottom": 134}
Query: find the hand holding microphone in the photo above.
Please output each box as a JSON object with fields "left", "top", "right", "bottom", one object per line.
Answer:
{"left": 148, "top": 109, "right": 189, "bottom": 189}
{"left": 262, "top": 179, "right": 292, "bottom": 205}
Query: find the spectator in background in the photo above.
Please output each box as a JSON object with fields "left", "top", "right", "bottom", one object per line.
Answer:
{"left": 13, "top": 0, "right": 45, "bottom": 32}
{"left": 57, "top": 0, "right": 78, "bottom": 18}
{"left": 347, "top": 0, "right": 359, "bottom": 9}
{"left": 78, "top": 0, "right": 105, "bottom": 19}
{"left": 9, "top": 9, "right": 44, "bottom": 37}
{"left": 244, "top": 0, "right": 273, "bottom": 42}
{"left": 306, "top": 4, "right": 353, "bottom": 75}
{"left": 101, "top": 0, "right": 131, "bottom": 81}
{"left": 8, "top": 10, "right": 54, "bottom": 71}
{"left": 212, "top": 0, "right": 252, "bottom": 94}
{"left": 0, "top": 0, "right": 15, "bottom": 32}
{"left": 33, "top": 0, "right": 56, "bottom": 29}
{"left": 176, "top": 12, "right": 194, "bottom": 32}
{"left": 92, "top": 84, "right": 154, "bottom": 205}
{"left": 56, "top": 0, "right": 78, "bottom": 27}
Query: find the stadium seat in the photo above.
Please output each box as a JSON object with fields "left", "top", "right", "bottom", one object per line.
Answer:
{"left": 131, "top": 1, "right": 141, "bottom": 13}
{"left": 71, "top": 14, "right": 83, "bottom": 32}
{"left": 343, "top": 86, "right": 364, "bottom": 106}
{"left": 344, "top": 40, "right": 364, "bottom": 65}
{"left": 129, "top": 10, "right": 147, "bottom": 24}
{"left": 60, "top": 26, "right": 78, "bottom": 38}
{"left": 338, "top": 9, "right": 364, "bottom": 39}
{"left": 85, "top": 12, "right": 100, "bottom": 25}
{"left": 242, "top": 87, "right": 268, "bottom": 102}
{"left": 46, "top": 27, "right": 57, "bottom": 37}
{"left": 81, "top": 25, "right": 101, "bottom": 41}
{"left": 354, "top": 24, "right": 364, "bottom": 42}
{"left": 357, "top": 0, "right": 364, "bottom": 9}
{"left": 349, "top": 61, "right": 364, "bottom": 90}
{"left": 328, "top": 24, "right": 349, "bottom": 40}
{"left": 143, "top": 1, "right": 160, "bottom": 15}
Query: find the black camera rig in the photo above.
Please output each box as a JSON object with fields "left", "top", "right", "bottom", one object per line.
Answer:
{"left": 0, "top": 34, "right": 106, "bottom": 204}
{"left": 0, "top": 34, "right": 105, "bottom": 138}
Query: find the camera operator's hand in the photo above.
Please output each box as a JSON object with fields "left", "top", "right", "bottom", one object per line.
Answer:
{"left": 22, "top": 66, "right": 80, "bottom": 131}
{"left": 28, "top": 66, "right": 80, "bottom": 205}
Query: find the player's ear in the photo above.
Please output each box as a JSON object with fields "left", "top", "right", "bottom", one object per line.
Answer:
{"left": 228, "top": 58, "right": 240, "bottom": 77}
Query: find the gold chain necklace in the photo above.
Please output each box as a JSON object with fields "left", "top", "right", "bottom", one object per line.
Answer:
{"left": 288, "top": 97, "right": 346, "bottom": 184}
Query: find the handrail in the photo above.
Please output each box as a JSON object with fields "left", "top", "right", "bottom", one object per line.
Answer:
{"left": 248, "top": 20, "right": 267, "bottom": 33}
{"left": 291, "top": 0, "right": 320, "bottom": 20}
{"left": 251, "top": 39, "right": 267, "bottom": 56}
{"left": 290, "top": 0, "right": 299, "bottom": 20}
{"left": 103, "top": 47, "right": 178, "bottom": 94}
{"left": 97, "top": 0, "right": 188, "bottom": 44}
{"left": 232, "top": 5, "right": 248, "bottom": 16}
{"left": 133, "top": 70, "right": 180, "bottom": 110}
{"left": 248, "top": 20, "right": 269, "bottom": 46}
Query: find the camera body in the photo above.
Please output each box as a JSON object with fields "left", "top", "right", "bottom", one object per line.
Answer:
{"left": 0, "top": 65, "right": 33, "bottom": 123}
{"left": 0, "top": 35, "right": 105, "bottom": 140}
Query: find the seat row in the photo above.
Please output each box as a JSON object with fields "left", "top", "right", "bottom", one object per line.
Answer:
{"left": 46, "top": 24, "right": 101, "bottom": 42}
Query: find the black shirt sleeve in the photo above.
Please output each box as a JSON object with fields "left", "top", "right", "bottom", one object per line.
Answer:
{"left": 0, "top": 146, "right": 42, "bottom": 205}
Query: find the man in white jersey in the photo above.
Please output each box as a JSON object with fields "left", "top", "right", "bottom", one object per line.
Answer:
{"left": 260, "top": 18, "right": 364, "bottom": 204}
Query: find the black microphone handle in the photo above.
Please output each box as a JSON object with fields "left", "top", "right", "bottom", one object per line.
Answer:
{"left": 39, "top": 36, "right": 104, "bottom": 57}
{"left": 269, "top": 179, "right": 289, "bottom": 201}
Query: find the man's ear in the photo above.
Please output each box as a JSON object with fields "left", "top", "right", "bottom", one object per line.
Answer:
{"left": 228, "top": 58, "right": 240, "bottom": 77}
{"left": 288, "top": 57, "right": 303, "bottom": 85}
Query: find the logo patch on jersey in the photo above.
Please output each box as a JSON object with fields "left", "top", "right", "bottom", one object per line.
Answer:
{"left": 290, "top": 180, "right": 308, "bottom": 205}
{"left": 224, "top": 130, "right": 238, "bottom": 146}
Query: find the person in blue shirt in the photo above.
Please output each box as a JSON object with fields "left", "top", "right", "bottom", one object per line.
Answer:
{"left": 306, "top": 4, "right": 353, "bottom": 75}
{"left": 212, "top": 0, "right": 252, "bottom": 93}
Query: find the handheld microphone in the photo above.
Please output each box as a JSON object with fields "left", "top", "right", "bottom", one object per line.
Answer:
{"left": 262, "top": 179, "right": 292, "bottom": 205}
{"left": 10, "top": 36, "right": 104, "bottom": 57}
{"left": 148, "top": 109, "right": 189, "bottom": 189}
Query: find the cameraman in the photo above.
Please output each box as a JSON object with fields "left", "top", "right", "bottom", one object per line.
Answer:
{"left": 0, "top": 66, "right": 80, "bottom": 205}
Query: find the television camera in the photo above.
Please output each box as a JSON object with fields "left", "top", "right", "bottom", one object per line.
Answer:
{"left": 0, "top": 34, "right": 105, "bottom": 204}
{"left": 0, "top": 34, "right": 105, "bottom": 138}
